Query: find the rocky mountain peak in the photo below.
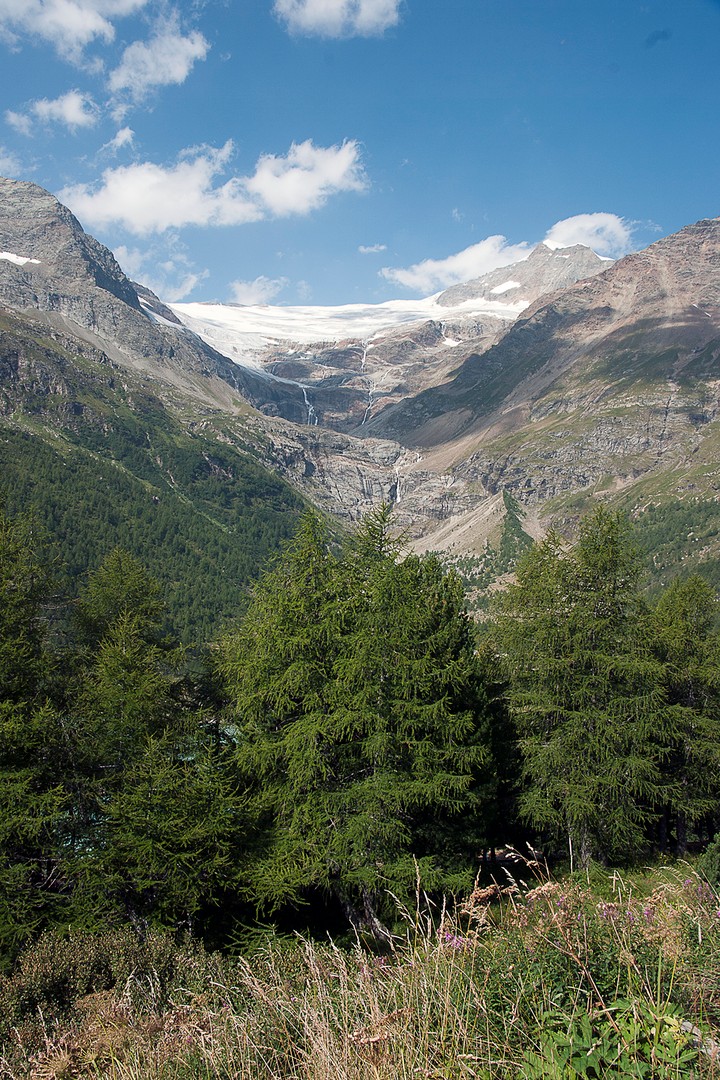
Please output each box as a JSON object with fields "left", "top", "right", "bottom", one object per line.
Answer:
{"left": 435, "top": 241, "right": 608, "bottom": 308}
{"left": 0, "top": 176, "right": 311, "bottom": 417}
{"left": 0, "top": 176, "right": 141, "bottom": 316}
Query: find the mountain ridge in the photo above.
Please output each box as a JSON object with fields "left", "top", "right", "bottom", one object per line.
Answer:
{"left": 2, "top": 174, "right": 720, "bottom": 616}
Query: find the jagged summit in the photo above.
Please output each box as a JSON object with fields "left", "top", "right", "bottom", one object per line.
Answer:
{"left": 436, "top": 242, "right": 609, "bottom": 308}
{"left": 0, "top": 176, "right": 308, "bottom": 415}
{"left": 0, "top": 176, "right": 141, "bottom": 319}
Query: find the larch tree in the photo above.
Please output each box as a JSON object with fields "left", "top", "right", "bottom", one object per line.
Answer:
{"left": 652, "top": 574, "right": 720, "bottom": 852}
{"left": 219, "top": 508, "right": 495, "bottom": 935}
{"left": 491, "top": 507, "right": 668, "bottom": 867}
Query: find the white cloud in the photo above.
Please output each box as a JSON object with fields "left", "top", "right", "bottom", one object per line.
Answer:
{"left": 273, "top": 0, "right": 401, "bottom": 37}
{"left": 6, "top": 89, "right": 99, "bottom": 133}
{"left": 108, "top": 18, "right": 210, "bottom": 100}
{"left": 5, "top": 109, "right": 32, "bottom": 135}
{"left": 230, "top": 275, "right": 289, "bottom": 305}
{"left": 381, "top": 235, "right": 531, "bottom": 293}
{"left": 0, "top": 145, "right": 21, "bottom": 175}
{"left": 114, "top": 240, "right": 208, "bottom": 301}
{"left": 544, "top": 213, "right": 634, "bottom": 257}
{"left": 381, "top": 212, "right": 637, "bottom": 295}
{"left": 359, "top": 242, "right": 386, "bottom": 254}
{"left": 61, "top": 142, "right": 259, "bottom": 232}
{"left": 34, "top": 89, "right": 99, "bottom": 128}
{"left": 60, "top": 139, "right": 367, "bottom": 235}
{"left": 244, "top": 139, "right": 366, "bottom": 216}
{"left": 101, "top": 126, "right": 135, "bottom": 154}
{"left": 0, "top": 0, "right": 150, "bottom": 62}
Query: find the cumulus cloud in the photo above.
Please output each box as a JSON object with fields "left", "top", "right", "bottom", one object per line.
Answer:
{"left": 381, "top": 235, "right": 531, "bottom": 293}
{"left": 0, "top": 0, "right": 150, "bottom": 62}
{"left": 382, "top": 212, "right": 636, "bottom": 294}
{"left": 38, "top": 89, "right": 98, "bottom": 128}
{"left": 244, "top": 139, "right": 366, "bottom": 216}
{"left": 60, "top": 139, "right": 367, "bottom": 235}
{"left": 230, "top": 275, "right": 289, "bottom": 305}
{"left": 273, "top": 0, "right": 401, "bottom": 38}
{"left": 60, "top": 142, "right": 255, "bottom": 232}
{"left": 359, "top": 242, "right": 386, "bottom": 254}
{"left": 543, "top": 212, "right": 634, "bottom": 257}
{"left": 6, "top": 89, "right": 99, "bottom": 133}
{"left": 108, "top": 18, "right": 209, "bottom": 101}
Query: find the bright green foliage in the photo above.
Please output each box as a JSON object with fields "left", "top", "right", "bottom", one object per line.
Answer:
{"left": 219, "top": 508, "right": 494, "bottom": 932}
{"left": 491, "top": 507, "right": 667, "bottom": 865}
{"left": 74, "top": 548, "right": 164, "bottom": 648}
{"left": 523, "top": 1000, "right": 699, "bottom": 1078}
{"left": 652, "top": 575, "right": 720, "bottom": 849}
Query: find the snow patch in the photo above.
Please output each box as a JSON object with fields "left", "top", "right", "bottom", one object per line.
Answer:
{"left": 0, "top": 251, "right": 40, "bottom": 266}
{"left": 490, "top": 280, "right": 521, "bottom": 295}
{"left": 139, "top": 296, "right": 185, "bottom": 329}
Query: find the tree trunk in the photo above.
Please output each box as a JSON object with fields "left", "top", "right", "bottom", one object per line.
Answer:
{"left": 334, "top": 884, "right": 392, "bottom": 943}
{"left": 579, "top": 827, "right": 592, "bottom": 870}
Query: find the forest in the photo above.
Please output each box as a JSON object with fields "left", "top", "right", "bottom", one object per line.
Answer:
{"left": 2, "top": 502, "right": 720, "bottom": 1077}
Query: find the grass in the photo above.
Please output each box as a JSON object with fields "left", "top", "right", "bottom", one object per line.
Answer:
{"left": 1, "top": 862, "right": 719, "bottom": 1078}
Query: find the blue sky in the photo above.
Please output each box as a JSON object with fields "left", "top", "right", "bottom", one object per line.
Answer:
{"left": 1, "top": 0, "right": 719, "bottom": 306}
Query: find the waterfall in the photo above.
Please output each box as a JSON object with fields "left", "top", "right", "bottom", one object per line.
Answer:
{"left": 301, "top": 385, "right": 318, "bottom": 425}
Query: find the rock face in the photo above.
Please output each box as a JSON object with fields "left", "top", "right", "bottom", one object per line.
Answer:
{"left": 367, "top": 218, "right": 720, "bottom": 449}
{"left": 435, "top": 242, "right": 608, "bottom": 307}
{"left": 172, "top": 242, "right": 609, "bottom": 433}
{"left": 0, "top": 177, "right": 309, "bottom": 417}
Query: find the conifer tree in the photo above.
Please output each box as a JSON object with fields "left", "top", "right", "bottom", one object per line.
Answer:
{"left": 220, "top": 509, "right": 494, "bottom": 933}
{"left": 491, "top": 507, "right": 667, "bottom": 866}
{"left": 82, "top": 733, "right": 247, "bottom": 933}
{"left": 0, "top": 509, "right": 65, "bottom": 959}
{"left": 652, "top": 575, "right": 720, "bottom": 851}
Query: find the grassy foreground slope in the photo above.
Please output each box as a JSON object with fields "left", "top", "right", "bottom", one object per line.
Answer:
{"left": 1, "top": 863, "right": 718, "bottom": 1079}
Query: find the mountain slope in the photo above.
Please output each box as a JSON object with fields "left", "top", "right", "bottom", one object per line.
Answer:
{"left": 368, "top": 218, "right": 720, "bottom": 448}
{"left": 3, "top": 174, "right": 720, "bottom": 610}
{"left": 0, "top": 303, "right": 307, "bottom": 641}
{"left": 0, "top": 177, "right": 312, "bottom": 421}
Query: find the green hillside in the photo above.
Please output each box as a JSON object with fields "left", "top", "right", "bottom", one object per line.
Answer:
{"left": 0, "top": 311, "right": 305, "bottom": 642}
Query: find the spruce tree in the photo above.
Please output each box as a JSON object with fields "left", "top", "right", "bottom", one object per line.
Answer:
{"left": 0, "top": 509, "right": 65, "bottom": 960}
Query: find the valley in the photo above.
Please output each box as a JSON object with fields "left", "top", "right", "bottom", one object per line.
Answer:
{"left": 1, "top": 175, "right": 720, "bottom": 632}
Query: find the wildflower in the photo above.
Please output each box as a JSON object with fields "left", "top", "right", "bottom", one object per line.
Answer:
{"left": 442, "top": 931, "right": 468, "bottom": 951}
